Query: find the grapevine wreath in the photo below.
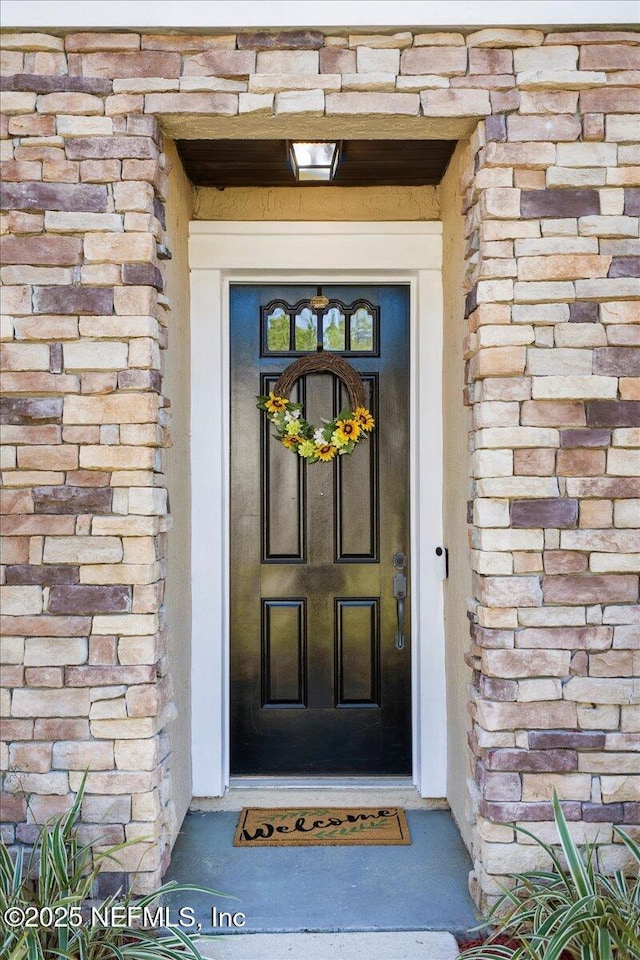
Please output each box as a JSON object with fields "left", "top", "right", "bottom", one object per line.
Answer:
{"left": 257, "top": 353, "right": 375, "bottom": 464}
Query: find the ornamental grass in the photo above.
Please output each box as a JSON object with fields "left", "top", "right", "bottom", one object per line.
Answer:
{"left": 0, "top": 775, "right": 228, "bottom": 960}
{"left": 458, "top": 792, "right": 640, "bottom": 960}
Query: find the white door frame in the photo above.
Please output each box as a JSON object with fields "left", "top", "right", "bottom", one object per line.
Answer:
{"left": 189, "top": 221, "right": 446, "bottom": 798}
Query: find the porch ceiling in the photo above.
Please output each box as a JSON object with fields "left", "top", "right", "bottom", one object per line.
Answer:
{"left": 176, "top": 139, "right": 456, "bottom": 187}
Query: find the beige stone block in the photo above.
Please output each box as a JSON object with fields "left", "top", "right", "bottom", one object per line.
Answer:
{"left": 89, "top": 718, "right": 156, "bottom": 740}
{"left": 25, "top": 637, "right": 87, "bottom": 666}
{"left": 178, "top": 77, "right": 245, "bottom": 92}
{"left": 481, "top": 187, "right": 521, "bottom": 219}
{"left": 115, "top": 738, "right": 158, "bottom": 770}
{"left": 473, "top": 400, "right": 520, "bottom": 427}
{"left": 36, "top": 92, "right": 104, "bottom": 115}
{"left": 477, "top": 477, "right": 559, "bottom": 498}
{"left": 614, "top": 500, "right": 640, "bottom": 528}
{"left": 532, "top": 376, "right": 617, "bottom": 400}
{"left": 565, "top": 677, "right": 636, "bottom": 704}
{"left": 356, "top": 47, "right": 400, "bottom": 73}
{"left": 414, "top": 33, "right": 465, "bottom": 46}
{"left": 612, "top": 428, "right": 640, "bottom": 447}
{"left": 520, "top": 255, "right": 610, "bottom": 282}
{"left": 79, "top": 315, "right": 158, "bottom": 339}
{"left": 326, "top": 92, "right": 419, "bottom": 115}
{"left": 522, "top": 773, "right": 592, "bottom": 801}
{"left": 607, "top": 114, "right": 640, "bottom": 142}
{"left": 56, "top": 116, "right": 113, "bottom": 137}
{"left": 480, "top": 530, "right": 544, "bottom": 552}
{"left": 421, "top": 88, "right": 491, "bottom": 116}
{"left": 43, "top": 536, "right": 122, "bottom": 564}
{"left": 395, "top": 75, "right": 450, "bottom": 91}
{"left": 483, "top": 649, "right": 569, "bottom": 678}
{"left": 473, "top": 498, "right": 511, "bottom": 528}
{"left": 118, "top": 636, "right": 159, "bottom": 665}
{"left": 92, "top": 613, "right": 158, "bottom": 636}
{"left": 1, "top": 343, "right": 51, "bottom": 372}
{"left": 84, "top": 232, "right": 155, "bottom": 263}
{"left": 0, "top": 586, "right": 42, "bottom": 616}
{"left": 349, "top": 32, "right": 413, "bottom": 48}
{"left": 275, "top": 90, "right": 325, "bottom": 115}
{"left": 113, "top": 78, "right": 179, "bottom": 93}
{"left": 516, "top": 70, "right": 607, "bottom": 90}
{"left": 238, "top": 93, "right": 273, "bottom": 114}
{"left": 80, "top": 562, "right": 160, "bottom": 586}
{"left": 472, "top": 550, "right": 513, "bottom": 575}
{"left": 0, "top": 637, "right": 25, "bottom": 665}
{"left": 472, "top": 346, "right": 525, "bottom": 378}
{"left": 92, "top": 517, "right": 159, "bottom": 537}
{"left": 591, "top": 553, "right": 640, "bottom": 573}
{"left": 579, "top": 216, "right": 639, "bottom": 238}
{"left": 52, "top": 740, "right": 114, "bottom": 770}
{"left": 514, "top": 46, "right": 578, "bottom": 72}
{"left": 476, "top": 699, "right": 576, "bottom": 731}
{"left": 476, "top": 426, "right": 559, "bottom": 449}
{"left": 547, "top": 167, "right": 606, "bottom": 188}
{"left": 0, "top": 92, "right": 37, "bottom": 114}
{"left": 555, "top": 324, "right": 606, "bottom": 348}
{"left": 517, "top": 678, "right": 562, "bottom": 701}
{"left": 467, "top": 29, "right": 543, "bottom": 47}
{"left": 256, "top": 50, "right": 318, "bottom": 73}
{"left": 479, "top": 575, "right": 543, "bottom": 607}
{"left": 556, "top": 142, "right": 618, "bottom": 168}
{"left": 3, "top": 771, "right": 69, "bottom": 795}
{"left": 63, "top": 341, "right": 128, "bottom": 371}
{"left": 341, "top": 73, "right": 396, "bottom": 92}
{"left": 11, "top": 688, "right": 89, "bottom": 718}
{"left": 527, "top": 348, "right": 593, "bottom": 376}
{"left": 473, "top": 449, "right": 513, "bottom": 480}
{"left": 601, "top": 776, "right": 640, "bottom": 803}
{"left": 79, "top": 446, "right": 154, "bottom": 470}
{"left": 578, "top": 704, "right": 620, "bottom": 730}
{"left": 63, "top": 394, "right": 160, "bottom": 425}
{"left": 248, "top": 73, "right": 339, "bottom": 93}
{"left": 608, "top": 449, "right": 640, "bottom": 477}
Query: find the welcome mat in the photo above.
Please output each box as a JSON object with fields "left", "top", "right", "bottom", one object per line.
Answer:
{"left": 233, "top": 807, "right": 411, "bottom": 847}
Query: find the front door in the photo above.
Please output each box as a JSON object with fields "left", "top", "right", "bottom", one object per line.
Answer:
{"left": 230, "top": 284, "right": 410, "bottom": 775}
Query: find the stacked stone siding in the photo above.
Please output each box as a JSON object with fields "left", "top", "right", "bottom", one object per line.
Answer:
{"left": 0, "top": 26, "right": 638, "bottom": 903}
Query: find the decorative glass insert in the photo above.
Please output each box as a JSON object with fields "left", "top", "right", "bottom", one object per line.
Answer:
{"left": 294, "top": 307, "right": 318, "bottom": 351}
{"left": 266, "top": 306, "right": 290, "bottom": 352}
{"left": 350, "top": 307, "right": 374, "bottom": 352}
{"left": 261, "top": 297, "right": 379, "bottom": 356}
{"left": 322, "top": 307, "right": 346, "bottom": 351}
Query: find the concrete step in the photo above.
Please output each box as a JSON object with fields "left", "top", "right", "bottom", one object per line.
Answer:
{"left": 196, "top": 930, "right": 460, "bottom": 960}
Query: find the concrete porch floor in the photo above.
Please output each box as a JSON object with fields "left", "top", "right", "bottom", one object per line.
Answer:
{"left": 163, "top": 808, "right": 478, "bottom": 942}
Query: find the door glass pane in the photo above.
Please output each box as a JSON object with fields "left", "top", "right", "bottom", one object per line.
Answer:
{"left": 266, "top": 307, "right": 290, "bottom": 352}
{"left": 350, "top": 306, "right": 374, "bottom": 352}
{"left": 323, "top": 307, "right": 346, "bottom": 351}
{"left": 295, "top": 307, "right": 317, "bottom": 351}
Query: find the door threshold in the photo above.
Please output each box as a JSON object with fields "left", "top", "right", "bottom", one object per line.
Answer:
{"left": 190, "top": 778, "right": 448, "bottom": 812}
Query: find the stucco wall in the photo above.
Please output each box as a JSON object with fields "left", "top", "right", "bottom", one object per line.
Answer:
{"left": 440, "top": 140, "right": 474, "bottom": 850}
{"left": 161, "top": 140, "right": 193, "bottom": 833}
{"left": 193, "top": 184, "right": 439, "bottom": 220}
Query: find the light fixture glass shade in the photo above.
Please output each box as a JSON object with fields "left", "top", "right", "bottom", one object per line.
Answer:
{"left": 288, "top": 141, "right": 340, "bottom": 182}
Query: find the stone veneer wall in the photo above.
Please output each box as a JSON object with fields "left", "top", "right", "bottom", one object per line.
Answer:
{"left": 0, "top": 25, "right": 639, "bottom": 903}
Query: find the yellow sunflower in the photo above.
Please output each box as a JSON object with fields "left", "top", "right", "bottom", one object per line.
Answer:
{"left": 354, "top": 407, "right": 375, "bottom": 432}
{"left": 281, "top": 434, "right": 300, "bottom": 450}
{"left": 335, "top": 418, "right": 361, "bottom": 444}
{"left": 264, "top": 392, "right": 289, "bottom": 414}
{"left": 316, "top": 443, "right": 337, "bottom": 462}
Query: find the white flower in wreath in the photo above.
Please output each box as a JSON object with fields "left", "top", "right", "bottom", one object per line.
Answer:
{"left": 284, "top": 408, "right": 301, "bottom": 422}
{"left": 313, "top": 428, "right": 326, "bottom": 445}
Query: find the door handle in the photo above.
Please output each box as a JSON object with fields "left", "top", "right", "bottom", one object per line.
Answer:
{"left": 392, "top": 552, "right": 408, "bottom": 650}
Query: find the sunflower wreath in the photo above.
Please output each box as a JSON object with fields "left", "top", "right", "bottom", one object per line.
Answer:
{"left": 256, "top": 353, "right": 375, "bottom": 464}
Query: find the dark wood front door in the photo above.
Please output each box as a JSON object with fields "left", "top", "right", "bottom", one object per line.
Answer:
{"left": 230, "top": 284, "right": 411, "bottom": 775}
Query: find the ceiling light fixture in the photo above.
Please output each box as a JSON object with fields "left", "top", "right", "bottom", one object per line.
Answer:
{"left": 288, "top": 141, "right": 341, "bottom": 182}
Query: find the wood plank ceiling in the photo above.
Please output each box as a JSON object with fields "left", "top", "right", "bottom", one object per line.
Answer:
{"left": 176, "top": 139, "right": 456, "bottom": 187}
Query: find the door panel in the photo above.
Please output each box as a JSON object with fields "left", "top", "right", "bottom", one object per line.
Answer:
{"left": 230, "top": 284, "right": 410, "bottom": 775}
